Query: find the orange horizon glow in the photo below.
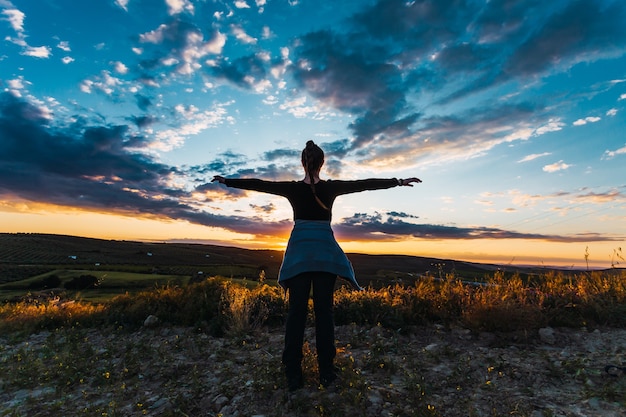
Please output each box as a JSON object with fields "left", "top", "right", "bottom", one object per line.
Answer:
{"left": 1, "top": 205, "right": 622, "bottom": 270}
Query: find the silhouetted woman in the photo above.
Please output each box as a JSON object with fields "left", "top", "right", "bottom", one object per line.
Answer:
{"left": 213, "top": 140, "right": 421, "bottom": 391}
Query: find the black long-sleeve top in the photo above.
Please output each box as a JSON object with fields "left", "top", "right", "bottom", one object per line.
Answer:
{"left": 223, "top": 178, "right": 400, "bottom": 221}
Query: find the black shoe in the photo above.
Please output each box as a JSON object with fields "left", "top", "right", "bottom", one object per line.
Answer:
{"left": 319, "top": 368, "right": 339, "bottom": 389}
{"left": 285, "top": 367, "right": 304, "bottom": 392}
{"left": 287, "top": 376, "right": 304, "bottom": 392}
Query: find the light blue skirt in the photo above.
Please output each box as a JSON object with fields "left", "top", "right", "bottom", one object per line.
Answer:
{"left": 278, "top": 220, "right": 363, "bottom": 291}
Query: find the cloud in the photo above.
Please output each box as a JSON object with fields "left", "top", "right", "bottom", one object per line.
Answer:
{"left": 574, "top": 189, "right": 626, "bottom": 203}
{"left": 503, "top": 0, "right": 626, "bottom": 77}
{"left": 57, "top": 40, "right": 71, "bottom": 52}
{"left": 602, "top": 144, "right": 626, "bottom": 160}
{"left": 113, "top": 61, "right": 128, "bottom": 74}
{"left": 331, "top": 212, "right": 617, "bottom": 243}
{"left": 284, "top": 0, "right": 626, "bottom": 157}
{"left": 518, "top": 152, "right": 551, "bottom": 163}
{"left": 290, "top": 28, "right": 416, "bottom": 150}
{"left": 80, "top": 70, "right": 124, "bottom": 96}
{"left": 573, "top": 116, "right": 601, "bottom": 126}
{"left": 208, "top": 54, "right": 269, "bottom": 91}
{"left": 0, "top": 92, "right": 180, "bottom": 211}
{"left": 543, "top": 160, "right": 572, "bottom": 173}
{"left": 22, "top": 45, "right": 52, "bottom": 58}
{"left": 138, "top": 19, "right": 225, "bottom": 76}
{"left": 1, "top": 7, "right": 24, "bottom": 32}
{"left": 166, "top": 0, "right": 194, "bottom": 15}
{"left": 250, "top": 202, "right": 275, "bottom": 213}
{"left": 234, "top": 1, "right": 250, "bottom": 9}
{"left": 230, "top": 24, "right": 257, "bottom": 45}
{"left": 114, "top": 0, "right": 129, "bottom": 11}
{"left": 0, "top": 92, "right": 296, "bottom": 238}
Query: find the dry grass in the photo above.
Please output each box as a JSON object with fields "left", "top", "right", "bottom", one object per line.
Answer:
{"left": 1, "top": 269, "right": 625, "bottom": 336}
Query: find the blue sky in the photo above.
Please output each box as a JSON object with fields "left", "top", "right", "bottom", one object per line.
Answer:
{"left": 1, "top": 0, "right": 625, "bottom": 268}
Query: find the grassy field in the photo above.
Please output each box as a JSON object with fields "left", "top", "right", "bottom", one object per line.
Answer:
{"left": 2, "top": 233, "right": 625, "bottom": 334}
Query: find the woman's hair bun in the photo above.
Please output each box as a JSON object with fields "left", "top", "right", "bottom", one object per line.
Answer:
{"left": 306, "top": 140, "right": 315, "bottom": 147}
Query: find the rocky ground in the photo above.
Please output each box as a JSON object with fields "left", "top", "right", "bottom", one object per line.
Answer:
{"left": 1, "top": 322, "right": 625, "bottom": 417}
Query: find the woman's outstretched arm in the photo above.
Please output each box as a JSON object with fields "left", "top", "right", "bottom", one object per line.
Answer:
{"left": 212, "top": 175, "right": 294, "bottom": 197}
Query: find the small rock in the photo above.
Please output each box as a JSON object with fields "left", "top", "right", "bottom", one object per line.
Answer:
{"left": 539, "top": 327, "right": 556, "bottom": 344}
{"left": 214, "top": 394, "right": 229, "bottom": 412}
{"left": 424, "top": 343, "right": 439, "bottom": 352}
{"left": 453, "top": 328, "right": 472, "bottom": 340}
{"left": 144, "top": 315, "right": 160, "bottom": 327}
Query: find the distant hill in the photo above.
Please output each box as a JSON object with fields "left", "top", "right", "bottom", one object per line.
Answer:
{"left": 0, "top": 233, "right": 584, "bottom": 287}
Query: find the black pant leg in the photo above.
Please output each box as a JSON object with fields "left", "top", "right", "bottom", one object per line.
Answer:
{"left": 282, "top": 273, "right": 312, "bottom": 388}
{"left": 312, "top": 272, "right": 337, "bottom": 381}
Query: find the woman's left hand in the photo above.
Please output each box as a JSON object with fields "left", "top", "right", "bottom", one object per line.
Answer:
{"left": 212, "top": 175, "right": 226, "bottom": 184}
{"left": 400, "top": 177, "right": 422, "bottom": 186}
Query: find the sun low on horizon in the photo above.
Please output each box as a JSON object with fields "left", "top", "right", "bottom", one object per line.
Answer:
{"left": 1, "top": 0, "right": 625, "bottom": 270}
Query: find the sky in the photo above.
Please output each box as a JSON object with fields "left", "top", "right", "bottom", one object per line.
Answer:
{"left": 1, "top": 0, "right": 625, "bottom": 269}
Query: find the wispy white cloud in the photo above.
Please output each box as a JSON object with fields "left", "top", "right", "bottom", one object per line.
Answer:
{"left": 166, "top": 0, "right": 194, "bottom": 15}
{"left": 543, "top": 160, "right": 572, "bottom": 173}
{"left": 151, "top": 102, "right": 232, "bottom": 151}
{"left": 534, "top": 119, "right": 564, "bottom": 135}
{"left": 112, "top": 61, "right": 128, "bottom": 74}
{"left": 602, "top": 144, "right": 626, "bottom": 160}
{"left": 114, "top": 0, "right": 129, "bottom": 11}
{"left": 518, "top": 152, "right": 551, "bottom": 163}
{"left": 231, "top": 24, "right": 257, "bottom": 44}
{"left": 606, "top": 108, "right": 618, "bottom": 116}
{"left": 57, "top": 41, "right": 70, "bottom": 52}
{"left": 79, "top": 71, "right": 124, "bottom": 95}
{"left": 22, "top": 45, "right": 51, "bottom": 58}
{"left": 1, "top": 7, "right": 24, "bottom": 32}
{"left": 573, "top": 116, "right": 601, "bottom": 126}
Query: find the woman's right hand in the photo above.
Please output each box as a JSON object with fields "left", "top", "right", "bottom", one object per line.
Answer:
{"left": 212, "top": 175, "right": 225, "bottom": 184}
{"left": 400, "top": 177, "right": 422, "bottom": 186}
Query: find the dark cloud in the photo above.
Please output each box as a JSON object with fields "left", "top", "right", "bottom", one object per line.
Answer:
{"left": 263, "top": 149, "right": 299, "bottom": 161}
{"left": 332, "top": 212, "right": 620, "bottom": 243}
{"left": 209, "top": 54, "right": 268, "bottom": 89}
{"left": 287, "top": 0, "right": 626, "bottom": 148}
{"left": 188, "top": 151, "right": 250, "bottom": 175}
{"left": 290, "top": 29, "right": 417, "bottom": 149}
{"left": 504, "top": 0, "right": 626, "bottom": 77}
{"left": 250, "top": 203, "right": 276, "bottom": 213}
{"left": 0, "top": 92, "right": 179, "bottom": 210}
{"left": 128, "top": 115, "right": 157, "bottom": 129}
{"left": 135, "top": 94, "right": 153, "bottom": 112}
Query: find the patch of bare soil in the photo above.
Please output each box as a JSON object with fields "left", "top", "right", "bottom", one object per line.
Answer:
{"left": 1, "top": 324, "right": 625, "bottom": 416}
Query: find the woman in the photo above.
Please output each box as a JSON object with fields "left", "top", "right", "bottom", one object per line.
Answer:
{"left": 212, "top": 140, "right": 421, "bottom": 391}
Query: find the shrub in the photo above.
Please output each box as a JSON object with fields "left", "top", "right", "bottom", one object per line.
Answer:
{"left": 64, "top": 274, "right": 99, "bottom": 290}
{"left": 106, "top": 278, "right": 227, "bottom": 334}
{"left": 28, "top": 274, "right": 62, "bottom": 290}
